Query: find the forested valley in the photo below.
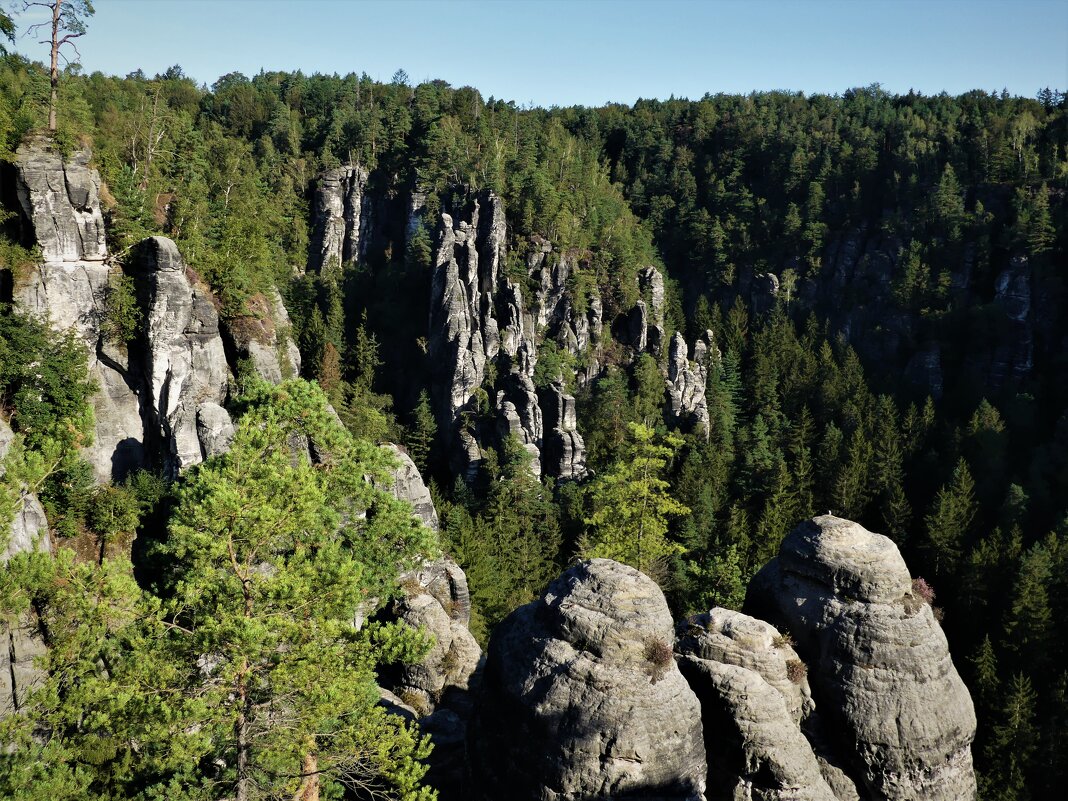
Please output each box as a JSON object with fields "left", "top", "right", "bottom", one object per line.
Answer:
{"left": 0, "top": 27, "right": 1066, "bottom": 801}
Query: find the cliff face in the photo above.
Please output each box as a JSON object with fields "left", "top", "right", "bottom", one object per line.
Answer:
{"left": 308, "top": 167, "right": 721, "bottom": 481}
{"left": 786, "top": 221, "right": 1042, "bottom": 399}
{"left": 12, "top": 138, "right": 146, "bottom": 482}
{"left": 7, "top": 141, "right": 303, "bottom": 483}
{"left": 0, "top": 417, "right": 49, "bottom": 716}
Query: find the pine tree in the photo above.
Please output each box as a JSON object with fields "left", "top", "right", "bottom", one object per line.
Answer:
{"left": 582, "top": 423, "right": 690, "bottom": 575}
{"left": 834, "top": 426, "right": 873, "bottom": 520}
{"left": 923, "top": 457, "right": 976, "bottom": 577}
{"left": 755, "top": 458, "right": 796, "bottom": 566}
{"left": 789, "top": 406, "right": 816, "bottom": 521}
{"left": 1027, "top": 185, "right": 1055, "bottom": 255}
{"left": 0, "top": 380, "right": 439, "bottom": 800}
{"left": 986, "top": 673, "right": 1039, "bottom": 801}
{"left": 1003, "top": 542, "right": 1053, "bottom": 673}
{"left": 406, "top": 390, "right": 437, "bottom": 475}
{"left": 872, "top": 396, "right": 911, "bottom": 542}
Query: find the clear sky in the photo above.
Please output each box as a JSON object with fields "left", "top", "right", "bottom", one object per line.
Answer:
{"left": 11, "top": 0, "right": 1068, "bottom": 106}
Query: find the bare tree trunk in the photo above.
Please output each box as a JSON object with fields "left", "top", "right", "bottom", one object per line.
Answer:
{"left": 235, "top": 669, "right": 250, "bottom": 801}
{"left": 48, "top": 0, "right": 62, "bottom": 132}
{"left": 294, "top": 749, "right": 319, "bottom": 801}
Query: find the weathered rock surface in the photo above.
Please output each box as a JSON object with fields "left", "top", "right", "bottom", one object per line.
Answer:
{"left": 679, "top": 658, "right": 837, "bottom": 801}
{"left": 0, "top": 418, "right": 50, "bottom": 562}
{"left": 539, "top": 381, "right": 588, "bottom": 480}
{"left": 495, "top": 372, "right": 543, "bottom": 474}
{"left": 382, "top": 444, "right": 440, "bottom": 532}
{"left": 14, "top": 137, "right": 106, "bottom": 264}
{"left": 666, "top": 331, "right": 711, "bottom": 438}
{"left": 745, "top": 516, "right": 977, "bottom": 801}
{"left": 311, "top": 164, "right": 371, "bottom": 270}
{"left": 12, "top": 141, "right": 146, "bottom": 482}
{"left": 990, "top": 254, "right": 1033, "bottom": 386}
{"left": 470, "top": 558, "right": 707, "bottom": 801}
{"left": 222, "top": 288, "right": 300, "bottom": 384}
{"left": 676, "top": 608, "right": 836, "bottom": 801}
{"left": 135, "top": 236, "right": 232, "bottom": 477}
{"left": 387, "top": 584, "right": 481, "bottom": 716}
{"left": 428, "top": 192, "right": 506, "bottom": 479}
{"left": 386, "top": 555, "right": 482, "bottom": 800}
{"left": 639, "top": 265, "right": 666, "bottom": 357}
{"left": 528, "top": 246, "right": 603, "bottom": 388}
{"left": 678, "top": 608, "right": 813, "bottom": 724}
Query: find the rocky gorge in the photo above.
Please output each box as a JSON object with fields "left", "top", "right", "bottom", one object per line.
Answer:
{"left": 2, "top": 139, "right": 981, "bottom": 800}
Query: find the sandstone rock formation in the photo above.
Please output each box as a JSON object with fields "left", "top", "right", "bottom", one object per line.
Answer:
{"left": 470, "top": 558, "right": 707, "bottom": 801}
{"left": 311, "top": 164, "right": 371, "bottom": 270}
{"left": 222, "top": 288, "right": 300, "bottom": 384}
{"left": 676, "top": 608, "right": 837, "bottom": 801}
{"left": 387, "top": 566, "right": 481, "bottom": 716}
{"left": 382, "top": 443, "right": 440, "bottom": 532}
{"left": 0, "top": 418, "right": 50, "bottom": 562}
{"left": 639, "top": 265, "right": 666, "bottom": 357}
{"left": 134, "top": 236, "right": 233, "bottom": 478}
{"left": 539, "top": 380, "right": 588, "bottom": 480}
{"left": 12, "top": 140, "right": 146, "bottom": 482}
{"left": 428, "top": 192, "right": 506, "bottom": 479}
{"left": 745, "top": 515, "right": 977, "bottom": 801}
{"left": 528, "top": 245, "right": 603, "bottom": 388}
{"left": 666, "top": 331, "right": 712, "bottom": 438}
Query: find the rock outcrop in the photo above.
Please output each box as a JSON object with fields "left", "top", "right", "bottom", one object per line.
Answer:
{"left": 528, "top": 246, "right": 604, "bottom": 388}
{"left": 134, "top": 236, "right": 233, "bottom": 477}
{"left": 382, "top": 444, "right": 440, "bottom": 532}
{"left": 311, "top": 164, "right": 371, "bottom": 270}
{"left": 428, "top": 192, "right": 506, "bottom": 479}
{"left": 388, "top": 560, "right": 481, "bottom": 716}
{"left": 666, "top": 331, "right": 712, "bottom": 437}
{"left": 539, "top": 380, "right": 588, "bottom": 480}
{"left": 745, "top": 516, "right": 977, "bottom": 801}
{"left": 989, "top": 254, "right": 1033, "bottom": 386}
{"left": 222, "top": 288, "right": 300, "bottom": 384}
{"left": 0, "top": 418, "right": 50, "bottom": 562}
{"left": 12, "top": 140, "right": 146, "bottom": 482}
{"left": 676, "top": 608, "right": 837, "bottom": 801}
{"left": 470, "top": 558, "right": 707, "bottom": 801}
{"left": 639, "top": 266, "right": 667, "bottom": 357}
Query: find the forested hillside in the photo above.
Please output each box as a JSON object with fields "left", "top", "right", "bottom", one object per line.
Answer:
{"left": 1, "top": 39, "right": 1066, "bottom": 801}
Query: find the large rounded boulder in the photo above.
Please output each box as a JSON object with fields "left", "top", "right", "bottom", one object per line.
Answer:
{"left": 745, "top": 516, "right": 976, "bottom": 801}
{"left": 470, "top": 558, "right": 707, "bottom": 801}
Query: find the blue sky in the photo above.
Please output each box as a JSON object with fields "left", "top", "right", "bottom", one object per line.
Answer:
{"left": 11, "top": 0, "right": 1068, "bottom": 105}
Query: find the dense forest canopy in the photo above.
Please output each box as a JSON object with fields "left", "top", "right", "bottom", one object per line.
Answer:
{"left": 1, "top": 32, "right": 1067, "bottom": 800}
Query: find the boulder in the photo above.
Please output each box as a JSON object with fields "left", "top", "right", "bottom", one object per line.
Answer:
{"left": 745, "top": 516, "right": 977, "bottom": 801}
{"left": 470, "top": 558, "right": 707, "bottom": 800}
